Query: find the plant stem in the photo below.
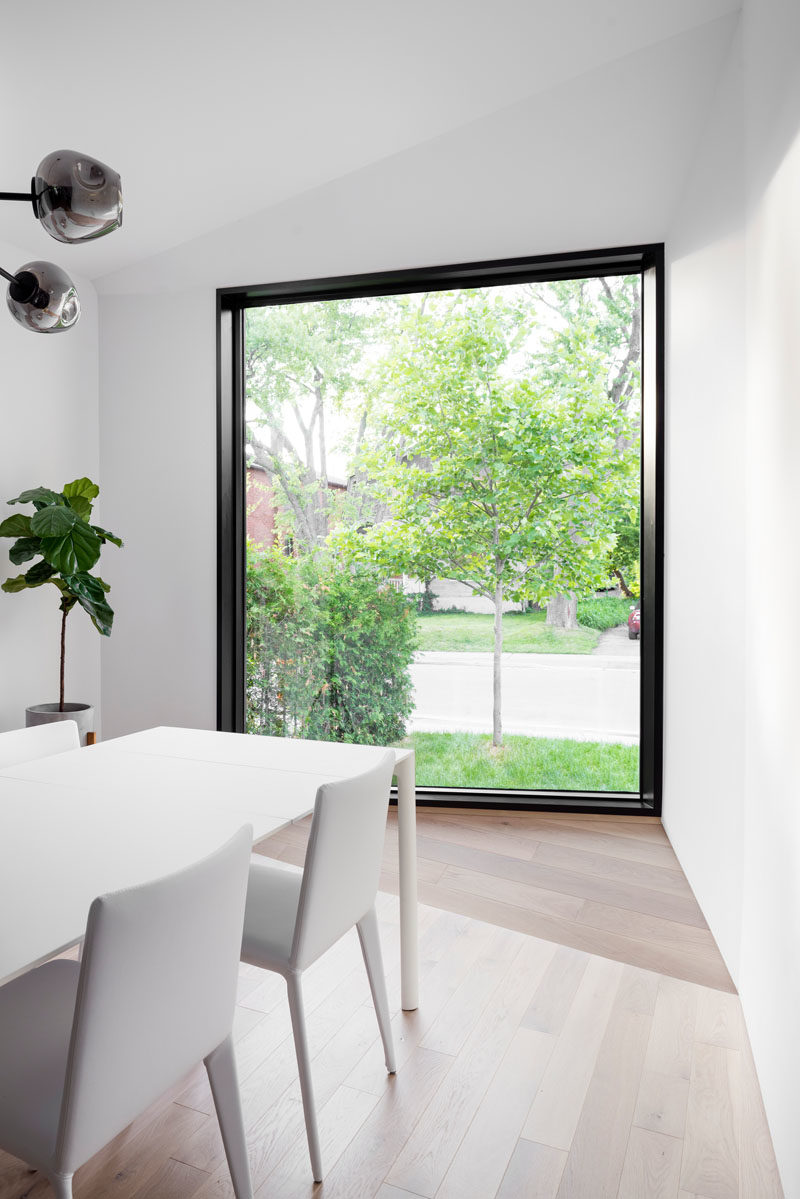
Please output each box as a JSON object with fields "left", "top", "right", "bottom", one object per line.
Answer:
{"left": 59, "top": 609, "right": 67, "bottom": 712}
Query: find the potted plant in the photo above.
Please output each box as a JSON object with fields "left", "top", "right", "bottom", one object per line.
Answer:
{"left": 0, "top": 477, "right": 122, "bottom": 743}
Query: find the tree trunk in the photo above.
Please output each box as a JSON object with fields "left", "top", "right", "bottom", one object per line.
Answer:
{"left": 546, "top": 593, "right": 578, "bottom": 629}
{"left": 492, "top": 579, "right": 503, "bottom": 748}
{"left": 611, "top": 568, "right": 633, "bottom": 598}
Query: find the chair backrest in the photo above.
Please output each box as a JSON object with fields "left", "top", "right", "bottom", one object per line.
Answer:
{"left": 0, "top": 720, "right": 80, "bottom": 769}
{"left": 55, "top": 823, "right": 253, "bottom": 1174}
{"left": 291, "top": 751, "right": 395, "bottom": 970}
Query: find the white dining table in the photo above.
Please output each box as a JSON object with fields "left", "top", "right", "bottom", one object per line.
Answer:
{"left": 0, "top": 725, "right": 419, "bottom": 1009}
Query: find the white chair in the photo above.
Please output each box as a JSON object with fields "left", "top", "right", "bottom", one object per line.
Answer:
{"left": 241, "top": 751, "right": 397, "bottom": 1182}
{"left": 0, "top": 720, "right": 80, "bottom": 769}
{"left": 0, "top": 825, "right": 255, "bottom": 1199}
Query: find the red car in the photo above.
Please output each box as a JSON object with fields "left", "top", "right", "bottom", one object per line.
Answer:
{"left": 628, "top": 605, "right": 640, "bottom": 640}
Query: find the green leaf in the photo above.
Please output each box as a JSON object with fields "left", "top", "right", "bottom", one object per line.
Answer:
{"left": 40, "top": 520, "right": 102, "bottom": 574}
{"left": 90, "top": 524, "right": 123, "bottom": 548}
{"left": 31, "top": 505, "right": 78, "bottom": 538}
{"left": 63, "top": 478, "right": 99, "bottom": 520}
{"left": 0, "top": 513, "right": 33, "bottom": 538}
{"left": 2, "top": 561, "right": 58, "bottom": 592}
{"left": 1, "top": 573, "right": 31, "bottom": 593}
{"left": 63, "top": 477, "right": 100, "bottom": 503}
{"left": 9, "top": 536, "right": 42, "bottom": 565}
{"left": 63, "top": 571, "right": 114, "bottom": 636}
{"left": 24, "top": 559, "right": 56, "bottom": 585}
{"left": 7, "top": 487, "right": 64, "bottom": 509}
{"left": 66, "top": 494, "right": 92, "bottom": 520}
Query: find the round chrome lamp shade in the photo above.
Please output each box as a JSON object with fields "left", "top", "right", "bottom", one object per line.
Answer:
{"left": 6, "top": 261, "right": 80, "bottom": 333}
{"left": 34, "top": 150, "right": 122, "bottom": 244}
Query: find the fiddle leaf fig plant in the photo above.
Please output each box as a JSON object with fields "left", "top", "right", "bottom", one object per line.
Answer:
{"left": 0, "top": 478, "right": 122, "bottom": 710}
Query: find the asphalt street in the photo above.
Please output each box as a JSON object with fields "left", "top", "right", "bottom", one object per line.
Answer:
{"left": 408, "top": 625, "right": 640, "bottom": 744}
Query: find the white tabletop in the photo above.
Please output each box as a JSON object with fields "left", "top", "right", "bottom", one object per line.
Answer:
{"left": 0, "top": 727, "right": 415, "bottom": 990}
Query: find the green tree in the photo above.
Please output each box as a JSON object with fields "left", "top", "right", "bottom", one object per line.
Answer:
{"left": 246, "top": 299, "right": 390, "bottom": 554}
{"left": 530, "top": 276, "right": 641, "bottom": 618}
{"left": 340, "top": 289, "right": 634, "bottom": 747}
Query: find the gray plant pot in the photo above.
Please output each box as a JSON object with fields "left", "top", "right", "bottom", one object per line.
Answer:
{"left": 26, "top": 702, "right": 95, "bottom": 747}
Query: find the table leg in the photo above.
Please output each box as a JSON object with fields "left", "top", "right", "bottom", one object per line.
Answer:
{"left": 394, "top": 753, "right": 419, "bottom": 1010}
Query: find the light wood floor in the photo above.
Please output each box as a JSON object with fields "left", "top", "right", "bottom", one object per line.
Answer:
{"left": 268, "top": 808, "right": 735, "bottom": 993}
{"left": 0, "top": 811, "right": 783, "bottom": 1198}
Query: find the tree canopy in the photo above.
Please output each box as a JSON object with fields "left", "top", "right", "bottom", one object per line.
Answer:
{"left": 334, "top": 287, "right": 638, "bottom": 744}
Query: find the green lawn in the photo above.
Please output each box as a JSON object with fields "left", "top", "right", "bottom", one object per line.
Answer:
{"left": 415, "top": 610, "right": 600, "bottom": 654}
{"left": 398, "top": 731, "right": 639, "bottom": 792}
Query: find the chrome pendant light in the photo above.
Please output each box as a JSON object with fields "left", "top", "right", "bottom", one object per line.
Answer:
{"left": 32, "top": 150, "right": 123, "bottom": 244}
{"left": 1, "top": 262, "right": 80, "bottom": 333}
{"left": 1, "top": 149, "right": 122, "bottom": 334}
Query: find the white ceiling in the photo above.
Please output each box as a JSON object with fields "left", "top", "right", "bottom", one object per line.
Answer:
{"left": 3, "top": 0, "right": 740, "bottom": 281}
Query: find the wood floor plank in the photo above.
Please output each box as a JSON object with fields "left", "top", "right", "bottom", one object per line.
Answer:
{"left": 617, "top": 1126, "right": 684, "bottom": 1199}
{"left": 496, "top": 1141, "right": 568, "bottom": 1199}
{"left": 554, "top": 966, "right": 659, "bottom": 1198}
{"left": 520, "top": 944, "right": 589, "bottom": 1035}
{"left": 402, "top": 812, "right": 538, "bottom": 860}
{"left": 419, "top": 923, "right": 522, "bottom": 1055}
{"left": 644, "top": 976, "right": 699, "bottom": 1081}
{"left": 386, "top": 938, "right": 553, "bottom": 1198}
{"left": 541, "top": 815, "right": 671, "bottom": 845}
{"left": 73, "top": 1098, "right": 208, "bottom": 1199}
{"left": 424, "top": 807, "right": 662, "bottom": 827}
{"left": 415, "top": 880, "right": 736, "bottom": 992}
{"left": 415, "top": 841, "right": 707, "bottom": 927}
{"left": 437, "top": 863, "right": 587, "bottom": 922}
{"left": 376, "top": 1186, "right": 427, "bottom": 1198}
{"left": 135, "top": 1158, "right": 210, "bottom": 1199}
{"left": 695, "top": 989, "right": 743, "bottom": 1051}
{"left": 576, "top": 900, "right": 719, "bottom": 955}
{"left": 680, "top": 1043, "right": 740, "bottom": 1199}
{"left": 522, "top": 953, "right": 624, "bottom": 1149}
{"left": 188, "top": 1093, "right": 306, "bottom": 1198}
{"left": 255, "top": 1085, "right": 380, "bottom": 1196}
{"left": 436, "top": 1027, "right": 555, "bottom": 1199}
{"left": 739, "top": 1033, "right": 785, "bottom": 1198}
{"left": 429, "top": 809, "right": 671, "bottom": 846}
{"left": 634, "top": 1070, "right": 691, "bottom": 1141}
{"left": 319, "top": 1046, "right": 453, "bottom": 1199}
{"left": 532, "top": 838, "right": 692, "bottom": 895}
{"left": 430, "top": 812, "right": 677, "bottom": 866}
{"left": 633, "top": 973, "right": 698, "bottom": 1146}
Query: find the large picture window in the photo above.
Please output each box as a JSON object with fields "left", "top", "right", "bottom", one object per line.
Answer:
{"left": 218, "top": 247, "right": 663, "bottom": 814}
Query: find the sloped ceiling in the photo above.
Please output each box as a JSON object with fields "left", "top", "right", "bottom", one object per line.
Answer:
{"left": 2, "top": 0, "right": 740, "bottom": 282}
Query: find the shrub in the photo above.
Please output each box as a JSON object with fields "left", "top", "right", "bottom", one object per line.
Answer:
{"left": 246, "top": 542, "right": 416, "bottom": 745}
{"left": 576, "top": 594, "right": 635, "bottom": 631}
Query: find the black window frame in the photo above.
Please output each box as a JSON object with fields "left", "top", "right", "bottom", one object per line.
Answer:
{"left": 217, "top": 245, "right": 664, "bottom": 816}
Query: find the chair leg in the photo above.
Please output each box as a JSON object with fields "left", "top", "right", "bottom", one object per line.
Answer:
{"left": 357, "top": 905, "right": 397, "bottom": 1073}
{"left": 286, "top": 972, "right": 323, "bottom": 1183}
{"left": 50, "top": 1175, "right": 73, "bottom": 1199}
{"left": 205, "top": 1036, "right": 254, "bottom": 1199}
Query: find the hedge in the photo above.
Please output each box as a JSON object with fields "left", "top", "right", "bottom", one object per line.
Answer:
{"left": 246, "top": 543, "right": 416, "bottom": 745}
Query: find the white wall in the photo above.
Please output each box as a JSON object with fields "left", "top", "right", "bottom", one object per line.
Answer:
{"left": 0, "top": 241, "right": 101, "bottom": 732}
{"left": 98, "top": 289, "right": 217, "bottom": 736}
{"left": 739, "top": 0, "right": 800, "bottom": 1191}
{"left": 662, "top": 29, "right": 746, "bottom": 978}
{"left": 663, "top": 1, "right": 800, "bottom": 1191}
